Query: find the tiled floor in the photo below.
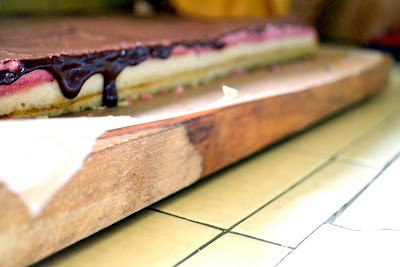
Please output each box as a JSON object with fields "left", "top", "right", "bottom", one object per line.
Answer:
{"left": 39, "top": 66, "right": 400, "bottom": 267}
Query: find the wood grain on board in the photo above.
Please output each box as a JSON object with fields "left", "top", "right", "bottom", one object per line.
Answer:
{"left": 0, "top": 47, "right": 393, "bottom": 266}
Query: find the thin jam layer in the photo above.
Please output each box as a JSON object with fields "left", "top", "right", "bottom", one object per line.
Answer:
{"left": 0, "top": 24, "right": 316, "bottom": 107}
{"left": 0, "top": 70, "right": 53, "bottom": 97}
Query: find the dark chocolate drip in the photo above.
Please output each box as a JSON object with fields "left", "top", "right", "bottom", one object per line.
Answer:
{"left": 0, "top": 70, "right": 19, "bottom": 84}
{"left": 150, "top": 45, "right": 174, "bottom": 59}
{"left": 0, "top": 40, "right": 225, "bottom": 107}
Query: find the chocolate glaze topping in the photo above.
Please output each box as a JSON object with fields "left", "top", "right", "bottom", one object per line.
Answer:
{"left": 0, "top": 41, "right": 224, "bottom": 106}
{"left": 0, "top": 16, "right": 305, "bottom": 106}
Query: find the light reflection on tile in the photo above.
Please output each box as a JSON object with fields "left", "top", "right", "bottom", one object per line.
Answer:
{"left": 335, "top": 157, "right": 400, "bottom": 230}
{"left": 338, "top": 113, "right": 400, "bottom": 168}
{"left": 234, "top": 161, "right": 378, "bottom": 247}
{"left": 278, "top": 224, "right": 400, "bottom": 267}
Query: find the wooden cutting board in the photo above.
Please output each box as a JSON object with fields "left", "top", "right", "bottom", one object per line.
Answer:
{"left": 0, "top": 47, "right": 392, "bottom": 266}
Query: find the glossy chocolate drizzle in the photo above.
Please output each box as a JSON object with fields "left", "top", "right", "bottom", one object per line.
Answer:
{"left": 0, "top": 41, "right": 224, "bottom": 107}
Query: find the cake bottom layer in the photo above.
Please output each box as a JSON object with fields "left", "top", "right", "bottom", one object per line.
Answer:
{"left": 0, "top": 36, "right": 316, "bottom": 118}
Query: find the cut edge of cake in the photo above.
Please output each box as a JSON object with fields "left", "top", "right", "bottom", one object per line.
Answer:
{"left": 0, "top": 21, "right": 318, "bottom": 118}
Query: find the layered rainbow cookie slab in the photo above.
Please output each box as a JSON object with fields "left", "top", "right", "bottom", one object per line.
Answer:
{"left": 0, "top": 17, "right": 317, "bottom": 118}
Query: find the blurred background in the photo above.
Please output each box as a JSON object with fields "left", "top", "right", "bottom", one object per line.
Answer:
{"left": 1, "top": 0, "right": 399, "bottom": 59}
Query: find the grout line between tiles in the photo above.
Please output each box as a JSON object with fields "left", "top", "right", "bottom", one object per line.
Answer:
{"left": 276, "top": 152, "right": 400, "bottom": 266}
{"left": 276, "top": 219, "right": 400, "bottom": 267}
{"left": 274, "top": 221, "right": 329, "bottom": 266}
{"left": 173, "top": 231, "right": 227, "bottom": 267}
{"left": 326, "top": 151, "right": 400, "bottom": 224}
{"left": 148, "top": 207, "right": 225, "bottom": 231}
{"left": 275, "top": 216, "right": 339, "bottom": 265}
{"left": 274, "top": 222, "right": 363, "bottom": 266}
{"left": 230, "top": 231, "right": 295, "bottom": 249}
{"left": 226, "top": 156, "right": 337, "bottom": 232}
{"left": 226, "top": 157, "right": 338, "bottom": 266}
{"left": 330, "top": 223, "right": 400, "bottom": 232}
